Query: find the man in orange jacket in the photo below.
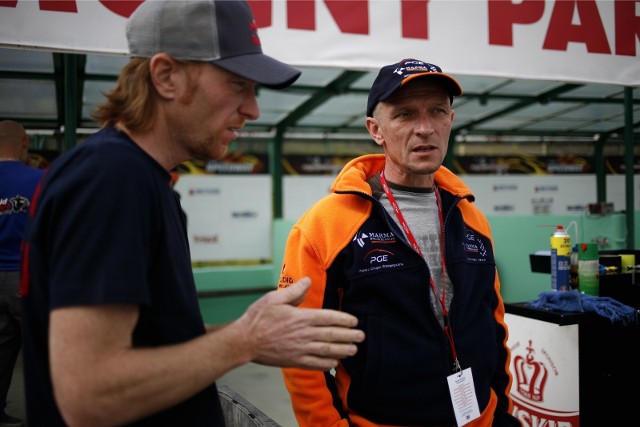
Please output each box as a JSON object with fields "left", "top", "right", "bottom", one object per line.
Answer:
{"left": 278, "top": 58, "right": 521, "bottom": 427}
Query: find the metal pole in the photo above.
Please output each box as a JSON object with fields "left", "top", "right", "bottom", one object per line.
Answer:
{"left": 63, "top": 53, "right": 78, "bottom": 152}
{"left": 270, "top": 129, "right": 285, "bottom": 219}
{"left": 594, "top": 134, "right": 607, "bottom": 203}
{"left": 623, "top": 87, "right": 635, "bottom": 249}
{"left": 445, "top": 130, "right": 457, "bottom": 170}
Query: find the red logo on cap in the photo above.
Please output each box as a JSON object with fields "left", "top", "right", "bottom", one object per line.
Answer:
{"left": 250, "top": 20, "right": 261, "bottom": 46}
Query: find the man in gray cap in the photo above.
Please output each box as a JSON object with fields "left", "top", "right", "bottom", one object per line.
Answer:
{"left": 20, "top": 1, "right": 364, "bottom": 426}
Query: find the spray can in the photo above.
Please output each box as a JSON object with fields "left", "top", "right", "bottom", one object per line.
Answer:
{"left": 578, "top": 243, "right": 599, "bottom": 296}
{"left": 550, "top": 225, "right": 571, "bottom": 291}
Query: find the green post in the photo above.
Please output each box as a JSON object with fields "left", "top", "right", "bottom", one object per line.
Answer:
{"left": 445, "top": 130, "right": 457, "bottom": 170}
{"left": 270, "top": 129, "right": 285, "bottom": 219}
{"left": 594, "top": 134, "right": 606, "bottom": 203}
{"left": 63, "top": 53, "right": 78, "bottom": 152}
{"left": 624, "top": 87, "right": 635, "bottom": 249}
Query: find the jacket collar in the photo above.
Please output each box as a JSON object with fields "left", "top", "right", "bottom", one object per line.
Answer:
{"left": 331, "top": 153, "right": 474, "bottom": 202}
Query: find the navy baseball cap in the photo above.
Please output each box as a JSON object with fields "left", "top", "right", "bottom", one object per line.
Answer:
{"left": 366, "top": 58, "right": 462, "bottom": 117}
{"left": 126, "top": 0, "right": 301, "bottom": 89}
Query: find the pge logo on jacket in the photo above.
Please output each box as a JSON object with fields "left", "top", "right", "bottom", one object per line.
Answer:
{"left": 353, "top": 230, "right": 405, "bottom": 273}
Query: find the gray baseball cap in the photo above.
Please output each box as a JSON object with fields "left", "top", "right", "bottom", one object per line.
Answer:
{"left": 126, "top": 0, "right": 301, "bottom": 89}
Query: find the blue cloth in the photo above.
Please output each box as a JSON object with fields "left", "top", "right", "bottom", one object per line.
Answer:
{"left": 528, "top": 290, "right": 639, "bottom": 326}
{"left": 0, "top": 160, "right": 44, "bottom": 270}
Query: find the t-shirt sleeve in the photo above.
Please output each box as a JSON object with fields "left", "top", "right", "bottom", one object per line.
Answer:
{"left": 45, "top": 144, "right": 157, "bottom": 308}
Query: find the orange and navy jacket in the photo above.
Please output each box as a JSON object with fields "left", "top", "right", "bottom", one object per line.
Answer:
{"left": 278, "top": 154, "right": 520, "bottom": 427}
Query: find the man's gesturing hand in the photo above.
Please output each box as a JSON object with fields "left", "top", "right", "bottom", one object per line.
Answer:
{"left": 238, "top": 277, "right": 365, "bottom": 370}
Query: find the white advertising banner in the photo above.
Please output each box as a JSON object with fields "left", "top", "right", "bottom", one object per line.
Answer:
{"left": 607, "top": 174, "right": 640, "bottom": 212}
{"left": 173, "top": 175, "right": 272, "bottom": 262}
{"left": 464, "top": 175, "right": 597, "bottom": 215}
{"left": 505, "top": 313, "right": 580, "bottom": 426}
{"left": 283, "top": 175, "right": 334, "bottom": 221}
{"left": 0, "top": 0, "right": 638, "bottom": 86}
{"left": 281, "top": 174, "right": 640, "bottom": 220}
{"left": 162, "top": 171, "right": 634, "bottom": 262}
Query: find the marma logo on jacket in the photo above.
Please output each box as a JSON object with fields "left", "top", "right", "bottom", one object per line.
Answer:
{"left": 352, "top": 231, "right": 396, "bottom": 248}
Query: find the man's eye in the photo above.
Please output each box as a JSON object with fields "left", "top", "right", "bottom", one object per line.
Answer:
{"left": 232, "top": 81, "right": 248, "bottom": 91}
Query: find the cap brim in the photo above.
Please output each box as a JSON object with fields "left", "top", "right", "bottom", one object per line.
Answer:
{"left": 214, "top": 54, "right": 301, "bottom": 89}
{"left": 402, "top": 72, "right": 463, "bottom": 97}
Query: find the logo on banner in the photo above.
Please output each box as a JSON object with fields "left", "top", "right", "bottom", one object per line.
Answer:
{"left": 188, "top": 187, "right": 221, "bottom": 196}
{"left": 534, "top": 185, "right": 559, "bottom": 192}
{"left": 494, "top": 204, "right": 515, "bottom": 213}
{"left": 513, "top": 340, "right": 548, "bottom": 402}
{"left": 531, "top": 197, "right": 553, "bottom": 214}
{"left": 509, "top": 337, "right": 579, "bottom": 427}
{"left": 492, "top": 184, "right": 518, "bottom": 192}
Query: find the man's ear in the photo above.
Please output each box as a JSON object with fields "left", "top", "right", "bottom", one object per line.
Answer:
{"left": 149, "top": 53, "right": 178, "bottom": 100}
{"left": 365, "top": 117, "right": 384, "bottom": 147}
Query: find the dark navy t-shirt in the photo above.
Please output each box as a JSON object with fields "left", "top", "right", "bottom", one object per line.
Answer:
{"left": 21, "top": 127, "right": 224, "bottom": 426}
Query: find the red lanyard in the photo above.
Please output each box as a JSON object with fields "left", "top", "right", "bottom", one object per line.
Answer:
{"left": 379, "top": 170, "right": 461, "bottom": 372}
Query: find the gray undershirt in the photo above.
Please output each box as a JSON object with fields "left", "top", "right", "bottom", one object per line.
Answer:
{"left": 379, "top": 183, "right": 454, "bottom": 328}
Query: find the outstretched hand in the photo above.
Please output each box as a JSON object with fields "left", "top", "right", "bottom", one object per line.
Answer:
{"left": 238, "top": 277, "right": 365, "bottom": 370}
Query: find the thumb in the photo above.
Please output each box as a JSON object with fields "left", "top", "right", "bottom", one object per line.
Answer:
{"left": 277, "top": 277, "right": 311, "bottom": 306}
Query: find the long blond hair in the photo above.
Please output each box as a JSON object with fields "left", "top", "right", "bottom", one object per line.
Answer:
{"left": 93, "top": 57, "right": 203, "bottom": 132}
{"left": 92, "top": 58, "right": 156, "bottom": 132}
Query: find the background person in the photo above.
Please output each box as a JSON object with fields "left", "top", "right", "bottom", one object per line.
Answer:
{"left": 278, "top": 58, "right": 521, "bottom": 427}
{"left": 0, "top": 119, "right": 44, "bottom": 427}
{"left": 20, "top": 1, "right": 364, "bottom": 426}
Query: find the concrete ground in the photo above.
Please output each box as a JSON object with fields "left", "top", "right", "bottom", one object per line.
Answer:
{"left": 218, "top": 363, "right": 298, "bottom": 427}
{"left": 5, "top": 352, "right": 24, "bottom": 426}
